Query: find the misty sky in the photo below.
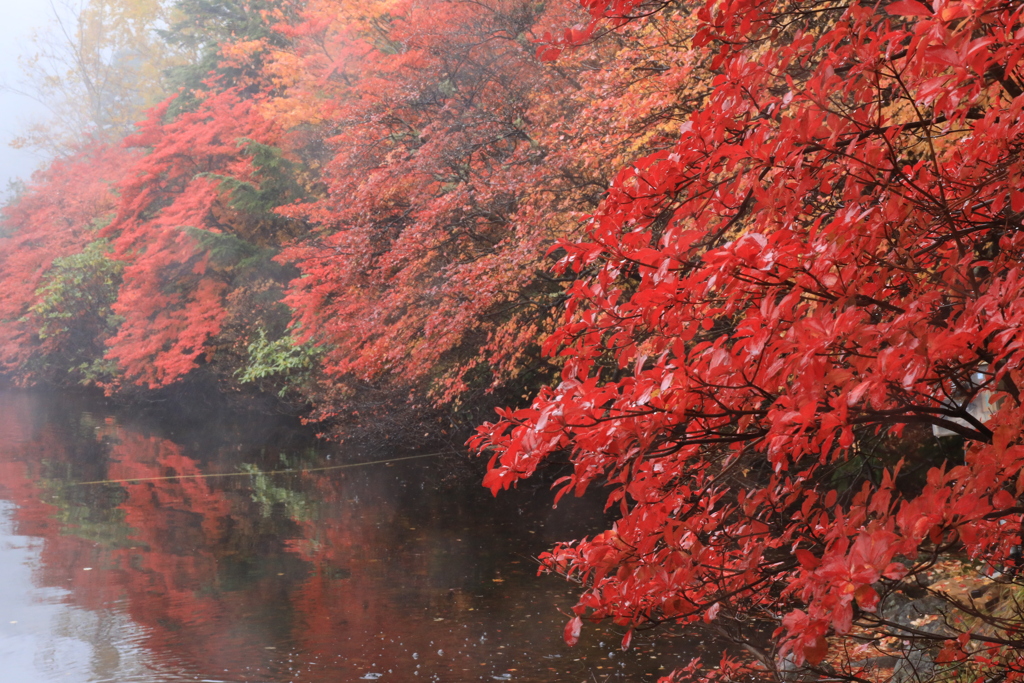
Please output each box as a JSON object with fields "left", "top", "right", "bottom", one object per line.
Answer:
{"left": 0, "top": 2, "right": 64, "bottom": 194}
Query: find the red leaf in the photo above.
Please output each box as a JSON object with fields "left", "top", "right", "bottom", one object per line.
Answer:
{"left": 804, "top": 635, "right": 829, "bottom": 665}
{"left": 1011, "top": 191, "right": 1024, "bottom": 213}
{"left": 924, "top": 46, "right": 962, "bottom": 66}
{"left": 796, "top": 549, "right": 821, "bottom": 570}
{"left": 704, "top": 602, "right": 721, "bottom": 623}
{"left": 855, "top": 584, "right": 880, "bottom": 611}
{"left": 886, "top": 0, "right": 932, "bottom": 15}
{"left": 537, "top": 45, "right": 563, "bottom": 62}
{"left": 564, "top": 616, "right": 583, "bottom": 646}
{"left": 993, "top": 489, "right": 1015, "bottom": 509}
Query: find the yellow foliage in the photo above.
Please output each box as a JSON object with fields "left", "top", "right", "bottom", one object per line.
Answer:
{"left": 11, "top": 0, "right": 193, "bottom": 155}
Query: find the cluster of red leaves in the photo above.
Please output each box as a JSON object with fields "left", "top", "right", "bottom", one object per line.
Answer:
{"left": 0, "top": 144, "right": 133, "bottom": 380}
{"left": 270, "top": 0, "right": 696, "bottom": 403}
{"left": 0, "top": 83, "right": 290, "bottom": 390}
{"left": 272, "top": 0, "right": 560, "bottom": 401}
{"left": 102, "top": 90, "right": 285, "bottom": 387}
{"left": 471, "top": 0, "right": 1024, "bottom": 676}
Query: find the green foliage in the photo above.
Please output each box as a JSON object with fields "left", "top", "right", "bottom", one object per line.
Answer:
{"left": 42, "top": 477, "right": 133, "bottom": 547}
{"left": 233, "top": 139, "right": 308, "bottom": 214}
{"left": 28, "top": 238, "right": 124, "bottom": 384}
{"left": 32, "top": 238, "right": 123, "bottom": 340}
{"left": 161, "top": 0, "right": 298, "bottom": 116}
{"left": 199, "top": 138, "right": 310, "bottom": 245}
{"left": 183, "top": 226, "right": 266, "bottom": 269}
{"left": 73, "top": 358, "right": 123, "bottom": 385}
{"left": 237, "top": 327, "right": 322, "bottom": 397}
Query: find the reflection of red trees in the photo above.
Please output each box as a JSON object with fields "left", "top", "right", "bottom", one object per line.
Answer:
{"left": 0, "top": 415, "right": 263, "bottom": 674}
{"left": 0, "top": 421, "right": 122, "bottom": 610}
{"left": 0, "top": 415, "right": 442, "bottom": 676}
{"left": 284, "top": 477, "right": 411, "bottom": 673}
{"left": 104, "top": 433, "right": 250, "bottom": 669}
{"left": 108, "top": 433, "right": 232, "bottom": 546}
{"left": 279, "top": 474, "right": 574, "bottom": 679}
{"left": 0, "top": 403, "right": 664, "bottom": 680}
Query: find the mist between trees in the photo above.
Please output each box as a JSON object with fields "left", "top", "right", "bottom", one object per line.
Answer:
{"left": 3, "top": 0, "right": 1024, "bottom": 682}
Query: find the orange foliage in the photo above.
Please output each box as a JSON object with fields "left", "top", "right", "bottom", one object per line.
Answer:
{"left": 269, "top": 0, "right": 700, "bottom": 403}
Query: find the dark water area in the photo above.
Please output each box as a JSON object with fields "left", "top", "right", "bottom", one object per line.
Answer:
{"left": 0, "top": 389, "right": 687, "bottom": 682}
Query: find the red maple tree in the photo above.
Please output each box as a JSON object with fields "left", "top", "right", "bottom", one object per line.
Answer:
{"left": 270, "top": 0, "right": 704, "bottom": 407}
{"left": 102, "top": 89, "right": 292, "bottom": 388}
{"left": 0, "top": 143, "right": 132, "bottom": 384}
{"left": 472, "top": 0, "right": 1024, "bottom": 679}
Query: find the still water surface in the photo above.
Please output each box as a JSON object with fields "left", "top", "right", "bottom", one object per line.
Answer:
{"left": 0, "top": 390, "right": 682, "bottom": 682}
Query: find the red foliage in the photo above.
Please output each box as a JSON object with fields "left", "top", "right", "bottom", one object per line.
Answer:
{"left": 272, "top": 0, "right": 692, "bottom": 404}
{"left": 271, "top": 0, "right": 569, "bottom": 402}
{"left": 103, "top": 90, "right": 284, "bottom": 387}
{"left": 5, "top": 0, "right": 1024, "bottom": 675}
{"left": 0, "top": 144, "right": 132, "bottom": 381}
{"left": 0, "top": 0, "right": 717, "bottom": 409}
{"left": 472, "top": 0, "right": 1024, "bottom": 676}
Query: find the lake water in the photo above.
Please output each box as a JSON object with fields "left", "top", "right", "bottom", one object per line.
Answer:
{"left": 0, "top": 389, "right": 684, "bottom": 682}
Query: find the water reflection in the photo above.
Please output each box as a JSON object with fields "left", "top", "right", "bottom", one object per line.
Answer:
{"left": 0, "top": 390, "right": 681, "bottom": 681}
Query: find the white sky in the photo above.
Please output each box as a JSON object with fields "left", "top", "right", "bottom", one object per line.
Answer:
{"left": 0, "top": 1, "right": 68, "bottom": 194}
